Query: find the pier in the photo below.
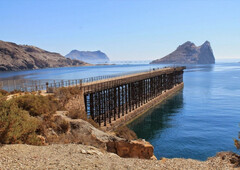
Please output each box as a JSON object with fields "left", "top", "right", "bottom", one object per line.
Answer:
{"left": 81, "top": 67, "right": 185, "bottom": 128}
{"left": 0, "top": 66, "right": 185, "bottom": 128}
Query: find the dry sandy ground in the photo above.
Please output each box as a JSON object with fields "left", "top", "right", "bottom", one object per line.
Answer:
{"left": 0, "top": 144, "right": 236, "bottom": 170}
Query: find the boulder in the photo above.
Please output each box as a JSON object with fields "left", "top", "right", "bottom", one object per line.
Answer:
{"left": 50, "top": 113, "right": 155, "bottom": 159}
{"left": 107, "top": 140, "right": 154, "bottom": 159}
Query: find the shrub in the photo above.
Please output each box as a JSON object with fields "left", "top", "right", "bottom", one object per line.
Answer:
{"left": 67, "top": 109, "right": 99, "bottom": 129}
{"left": 0, "top": 89, "right": 9, "bottom": 96}
{"left": 53, "top": 116, "right": 70, "bottom": 134}
{"left": 10, "top": 89, "right": 23, "bottom": 95}
{"left": 0, "top": 100, "right": 41, "bottom": 145}
{"left": 54, "top": 86, "right": 82, "bottom": 106}
{"left": 114, "top": 126, "right": 138, "bottom": 140}
{"left": 0, "top": 94, "right": 6, "bottom": 103}
{"left": 235, "top": 139, "right": 240, "bottom": 149}
{"left": 69, "top": 110, "right": 99, "bottom": 129}
{"left": 67, "top": 109, "right": 82, "bottom": 119}
{"left": 14, "top": 94, "right": 60, "bottom": 117}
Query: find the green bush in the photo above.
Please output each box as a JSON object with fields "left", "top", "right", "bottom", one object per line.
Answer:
{"left": 0, "top": 100, "right": 41, "bottom": 145}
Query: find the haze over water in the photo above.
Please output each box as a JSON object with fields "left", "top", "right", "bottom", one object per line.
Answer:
{"left": 0, "top": 62, "right": 240, "bottom": 160}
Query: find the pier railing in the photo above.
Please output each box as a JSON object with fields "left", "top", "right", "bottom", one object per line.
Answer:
{"left": 0, "top": 66, "right": 185, "bottom": 127}
{"left": 0, "top": 67, "right": 179, "bottom": 92}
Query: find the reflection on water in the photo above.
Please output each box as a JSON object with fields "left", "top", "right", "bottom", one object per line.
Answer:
{"left": 184, "top": 64, "right": 214, "bottom": 72}
{"left": 128, "top": 91, "right": 184, "bottom": 140}
{"left": 128, "top": 63, "right": 240, "bottom": 161}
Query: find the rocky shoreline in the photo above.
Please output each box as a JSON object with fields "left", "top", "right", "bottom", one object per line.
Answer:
{"left": 1, "top": 85, "right": 240, "bottom": 169}
{"left": 0, "top": 144, "right": 238, "bottom": 170}
{"left": 0, "top": 114, "right": 239, "bottom": 169}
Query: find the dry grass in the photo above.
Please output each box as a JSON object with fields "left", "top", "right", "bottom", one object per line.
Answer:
{"left": 14, "top": 94, "right": 60, "bottom": 117}
{"left": 53, "top": 116, "right": 70, "bottom": 134}
{"left": 114, "top": 126, "right": 138, "bottom": 141}
{"left": 0, "top": 89, "right": 9, "bottom": 96}
{"left": 0, "top": 87, "right": 101, "bottom": 145}
{"left": 10, "top": 89, "right": 23, "bottom": 95}
{"left": 67, "top": 109, "right": 100, "bottom": 129}
{"left": 67, "top": 109, "right": 82, "bottom": 119}
{"left": 0, "top": 94, "right": 6, "bottom": 103}
{"left": 0, "top": 94, "right": 61, "bottom": 145}
{"left": 54, "top": 86, "right": 82, "bottom": 106}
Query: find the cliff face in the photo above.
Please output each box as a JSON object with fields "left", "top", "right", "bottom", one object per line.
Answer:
{"left": 0, "top": 40, "right": 87, "bottom": 71}
{"left": 150, "top": 41, "right": 215, "bottom": 64}
{"left": 66, "top": 50, "right": 110, "bottom": 64}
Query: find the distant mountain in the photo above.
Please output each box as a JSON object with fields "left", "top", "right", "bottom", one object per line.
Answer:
{"left": 66, "top": 50, "right": 110, "bottom": 64}
{"left": 150, "top": 41, "right": 215, "bottom": 64}
{"left": 0, "top": 40, "right": 88, "bottom": 71}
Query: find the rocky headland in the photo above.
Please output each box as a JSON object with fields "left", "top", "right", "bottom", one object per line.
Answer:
{"left": 151, "top": 41, "right": 215, "bottom": 64}
{"left": 66, "top": 50, "right": 110, "bottom": 64}
{"left": 0, "top": 40, "right": 88, "bottom": 71}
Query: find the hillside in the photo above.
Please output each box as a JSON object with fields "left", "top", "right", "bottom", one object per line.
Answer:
{"left": 0, "top": 40, "right": 88, "bottom": 71}
{"left": 150, "top": 41, "right": 215, "bottom": 64}
{"left": 66, "top": 50, "right": 109, "bottom": 64}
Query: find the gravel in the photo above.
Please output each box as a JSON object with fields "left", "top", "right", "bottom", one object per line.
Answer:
{"left": 0, "top": 144, "right": 236, "bottom": 170}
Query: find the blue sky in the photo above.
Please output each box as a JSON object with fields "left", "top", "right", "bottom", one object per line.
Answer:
{"left": 0, "top": 0, "right": 240, "bottom": 61}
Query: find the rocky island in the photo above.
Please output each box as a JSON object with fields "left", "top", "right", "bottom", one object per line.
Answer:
{"left": 66, "top": 50, "right": 110, "bottom": 64}
{"left": 150, "top": 41, "right": 215, "bottom": 64}
{"left": 0, "top": 40, "right": 88, "bottom": 71}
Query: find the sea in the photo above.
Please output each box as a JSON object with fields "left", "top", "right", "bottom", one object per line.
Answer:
{"left": 0, "top": 62, "right": 240, "bottom": 160}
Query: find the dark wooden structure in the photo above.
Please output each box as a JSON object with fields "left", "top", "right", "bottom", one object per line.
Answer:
{"left": 82, "top": 67, "right": 185, "bottom": 126}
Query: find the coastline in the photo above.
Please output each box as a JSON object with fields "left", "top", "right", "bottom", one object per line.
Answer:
{"left": 0, "top": 63, "right": 94, "bottom": 73}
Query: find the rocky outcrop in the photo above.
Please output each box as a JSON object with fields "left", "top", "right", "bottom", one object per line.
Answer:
{"left": 107, "top": 140, "right": 155, "bottom": 159}
{"left": 49, "top": 113, "right": 154, "bottom": 159}
{"left": 0, "top": 40, "right": 88, "bottom": 71}
{"left": 66, "top": 50, "right": 110, "bottom": 64}
{"left": 150, "top": 41, "right": 215, "bottom": 64}
{"left": 208, "top": 151, "right": 240, "bottom": 168}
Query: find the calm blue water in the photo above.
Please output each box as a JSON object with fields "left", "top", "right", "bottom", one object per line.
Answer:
{"left": 128, "top": 63, "right": 240, "bottom": 160}
{"left": 0, "top": 63, "right": 240, "bottom": 160}
{"left": 0, "top": 64, "right": 160, "bottom": 80}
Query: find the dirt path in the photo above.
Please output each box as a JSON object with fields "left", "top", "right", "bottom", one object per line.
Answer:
{"left": 0, "top": 144, "right": 235, "bottom": 170}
